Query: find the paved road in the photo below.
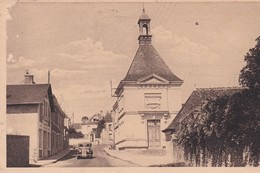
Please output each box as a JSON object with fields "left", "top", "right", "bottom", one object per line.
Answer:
{"left": 44, "top": 145, "right": 138, "bottom": 167}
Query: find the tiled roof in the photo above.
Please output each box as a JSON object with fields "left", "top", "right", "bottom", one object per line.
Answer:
{"left": 7, "top": 84, "right": 52, "bottom": 105}
{"left": 123, "top": 44, "right": 183, "bottom": 82}
{"left": 163, "top": 87, "right": 244, "bottom": 132}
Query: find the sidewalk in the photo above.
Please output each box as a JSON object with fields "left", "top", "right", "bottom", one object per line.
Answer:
{"left": 32, "top": 148, "right": 70, "bottom": 167}
{"left": 103, "top": 148, "right": 173, "bottom": 167}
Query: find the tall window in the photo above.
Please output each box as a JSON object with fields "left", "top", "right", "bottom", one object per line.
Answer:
{"left": 39, "top": 129, "right": 42, "bottom": 148}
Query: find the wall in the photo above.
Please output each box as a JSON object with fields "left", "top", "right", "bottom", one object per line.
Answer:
{"left": 6, "top": 135, "right": 30, "bottom": 167}
{"left": 101, "top": 122, "right": 113, "bottom": 145}
{"left": 115, "top": 84, "right": 182, "bottom": 149}
{"left": 6, "top": 113, "right": 38, "bottom": 163}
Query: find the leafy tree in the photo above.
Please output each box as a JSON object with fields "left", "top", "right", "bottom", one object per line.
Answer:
{"left": 239, "top": 36, "right": 260, "bottom": 91}
{"left": 95, "top": 118, "right": 105, "bottom": 138}
{"left": 177, "top": 90, "right": 260, "bottom": 166}
{"left": 68, "top": 127, "right": 84, "bottom": 139}
{"left": 81, "top": 116, "right": 88, "bottom": 123}
{"left": 177, "top": 36, "right": 260, "bottom": 167}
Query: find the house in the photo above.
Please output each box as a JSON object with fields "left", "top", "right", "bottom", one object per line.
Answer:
{"left": 101, "top": 112, "right": 113, "bottom": 145}
{"left": 112, "top": 9, "right": 183, "bottom": 150}
{"left": 81, "top": 113, "right": 103, "bottom": 143}
{"left": 6, "top": 71, "right": 68, "bottom": 163}
{"left": 51, "top": 95, "right": 66, "bottom": 155}
{"left": 162, "top": 87, "right": 243, "bottom": 163}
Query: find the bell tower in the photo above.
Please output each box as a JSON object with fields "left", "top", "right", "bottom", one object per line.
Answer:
{"left": 138, "top": 8, "right": 152, "bottom": 45}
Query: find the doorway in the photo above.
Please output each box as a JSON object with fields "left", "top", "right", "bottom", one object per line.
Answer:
{"left": 147, "top": 120, "right": 161, "bottom": 148}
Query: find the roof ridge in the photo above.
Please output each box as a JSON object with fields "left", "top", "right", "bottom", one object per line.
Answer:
{"left": 196, "top": 86, "right": 244, "bottom": 91}
{"left": 7, "top": 83, "right": 50, "bottom": 86}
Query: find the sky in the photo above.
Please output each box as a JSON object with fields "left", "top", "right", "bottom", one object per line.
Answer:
{"left": 6, "top": 2, "right": 260, "bottom": 123}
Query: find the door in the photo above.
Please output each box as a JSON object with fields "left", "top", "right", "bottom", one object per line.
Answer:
{"left": 147, "top": 120, "right": 161, "bottom": 148}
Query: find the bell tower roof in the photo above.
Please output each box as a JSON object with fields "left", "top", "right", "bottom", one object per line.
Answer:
{"left": 138, "top": 8, "right": 150, "bottom": 23}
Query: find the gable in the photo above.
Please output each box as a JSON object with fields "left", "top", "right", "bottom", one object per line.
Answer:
{"left": 89, "top": 114, "right": 102, "bottom": 122}
{"left": 137, "top": 74, "right": 169, "bottom": 84}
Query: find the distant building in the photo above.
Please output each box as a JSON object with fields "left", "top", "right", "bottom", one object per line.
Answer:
{"left": 112, "top": 9, "right": 183, "bottom": 150}
{"left": 81, "top": 113, "right": 102, "bottom": 143}
{"left": 101, "top": 112, "right": 113, "bottom": 145}
{"left": 6, "top": 71, "right": 68, "bottom": 163}
{"left": 163, "top": 87, "right": 243, "bottom": 163}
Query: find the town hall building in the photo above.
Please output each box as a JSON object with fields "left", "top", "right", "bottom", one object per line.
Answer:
{"left": 112, "top": 9, "right": 183, "bottom": 150}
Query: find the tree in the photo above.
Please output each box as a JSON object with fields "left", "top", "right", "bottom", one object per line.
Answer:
{"left": 239, "top": 36, "right": 260, "bottom": 91}
{"left": 68, "top": 127, "right": 84, "bottom": 139}
{"left": 81, "top": 116, "right": 88, "bottom": 123}
{"left": 177, "top": 36, "right": 260, "bottom": 167}
{"left": 95, "top": 118, "right": 105, "bottom": 138}
{"left": 177, "top": 90, "right": 260, "bottom": 167}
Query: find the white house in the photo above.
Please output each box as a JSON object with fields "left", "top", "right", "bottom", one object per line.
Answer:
{"left": 81, "top": 114, "right": 102, "bottom": 143}
{"left": 112, "top": 9, "right": 183, "bottom": 150}
{"left": 6, "top": 72, "right": 54, "bottom": 163}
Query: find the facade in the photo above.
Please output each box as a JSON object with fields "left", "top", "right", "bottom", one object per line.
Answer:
{"left": 101, "top": 112, "right": 113, "bottom": 145}
{"left": 6, "top": 71, "right": 68, "bottom": 163}
{"left": 112, "top": 9, "right": 183, "bottom": 150}
{"left": 81, "top": 114, "right": 102, "bottom": 143}
{"left": 163, "top": 87, "right": 243, "bottom": 163}
{"left": 51, "top": 95, "right": 66, "bottom": 155}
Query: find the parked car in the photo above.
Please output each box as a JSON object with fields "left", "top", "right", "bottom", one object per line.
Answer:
{"left": 76, "top": 143, "right": 93, "bottom": 159}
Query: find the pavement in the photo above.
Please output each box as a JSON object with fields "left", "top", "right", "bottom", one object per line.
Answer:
{"left": 31, "top": 148, "right": 70, "bottom": 167}
{"left": 103, "top": 147, "right": 173, "bottom": 167}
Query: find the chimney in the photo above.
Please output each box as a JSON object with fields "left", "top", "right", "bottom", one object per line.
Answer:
{"left": 24, "top": 70, "right": 35, "bottom": 84}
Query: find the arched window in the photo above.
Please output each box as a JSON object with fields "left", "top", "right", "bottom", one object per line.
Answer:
{"left": 142, "top": 24, "right": 148, "bottom": 35}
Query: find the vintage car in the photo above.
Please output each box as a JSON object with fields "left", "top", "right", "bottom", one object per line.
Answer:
{"left": 76, "top": 143, "right": 93, "bottom": 159}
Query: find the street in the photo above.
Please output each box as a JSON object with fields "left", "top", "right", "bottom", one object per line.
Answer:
{"left": 43, "top": 145, "right": 138, "bottom": 167}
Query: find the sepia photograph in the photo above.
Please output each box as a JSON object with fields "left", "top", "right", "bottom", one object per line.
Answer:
{"left": 1, "top": 0, "right": 260, "bottom": 169}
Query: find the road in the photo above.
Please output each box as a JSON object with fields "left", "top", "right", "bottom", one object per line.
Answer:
{"left": 44, "top": 145, "right": 138, "bottom": 167}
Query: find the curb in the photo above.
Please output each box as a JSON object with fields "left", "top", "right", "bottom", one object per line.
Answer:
{"left": 103, "top": 149, "right": 142, "bottom": 167}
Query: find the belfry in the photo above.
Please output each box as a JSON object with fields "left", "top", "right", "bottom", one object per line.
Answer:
{"left": 113, "top": 8, "right": 183, "bottom": 150}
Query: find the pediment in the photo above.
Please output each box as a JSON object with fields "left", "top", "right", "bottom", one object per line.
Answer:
{"left": 137, "top": 74, "right": 169, "bottom": 84}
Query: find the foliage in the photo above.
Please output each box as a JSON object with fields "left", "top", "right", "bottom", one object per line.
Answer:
{"left": 81, "top": 116, "right": 88, "bottom": 123}
{"left": 239, "top": 36, "right": 260, "bottom": 91}
{"left": 177, "top": 89, "right": 260, "bottom": 167}
{"left": 177, "top": 36, "right": 260, "bottom": 167}
{"left": 68, "top": 127, "right": 84, "bottom": 139}
{"left": 95, "top": 118, "right": 105, "bottom": 138}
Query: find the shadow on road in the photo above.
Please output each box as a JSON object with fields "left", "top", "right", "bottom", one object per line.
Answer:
{"left": 55, "top": 150, "right": 77, "bottom": 162}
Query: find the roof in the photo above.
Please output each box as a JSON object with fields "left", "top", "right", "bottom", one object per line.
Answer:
{"left": 52, "top": 95, "right": 65, "bottom": 118}
{"left": 123, "top": 44, "right": 183, "bottom": 82}
{"left": 72, "top": 123, "right": 82, "bottom": 129}
{"left": 82, "top": 121, "right": 99, "bottom": 125}
{"left": 7, "top": 84, "right": 53, "bottom": 105}
{"left": 138, "top": 8, "right": 150, "bottom": 22}
{"left": 163, "top": 87, "right": 244, "bottom": 132}
{"left": 89, "top": 113, "right": 103, "bottom": 122}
